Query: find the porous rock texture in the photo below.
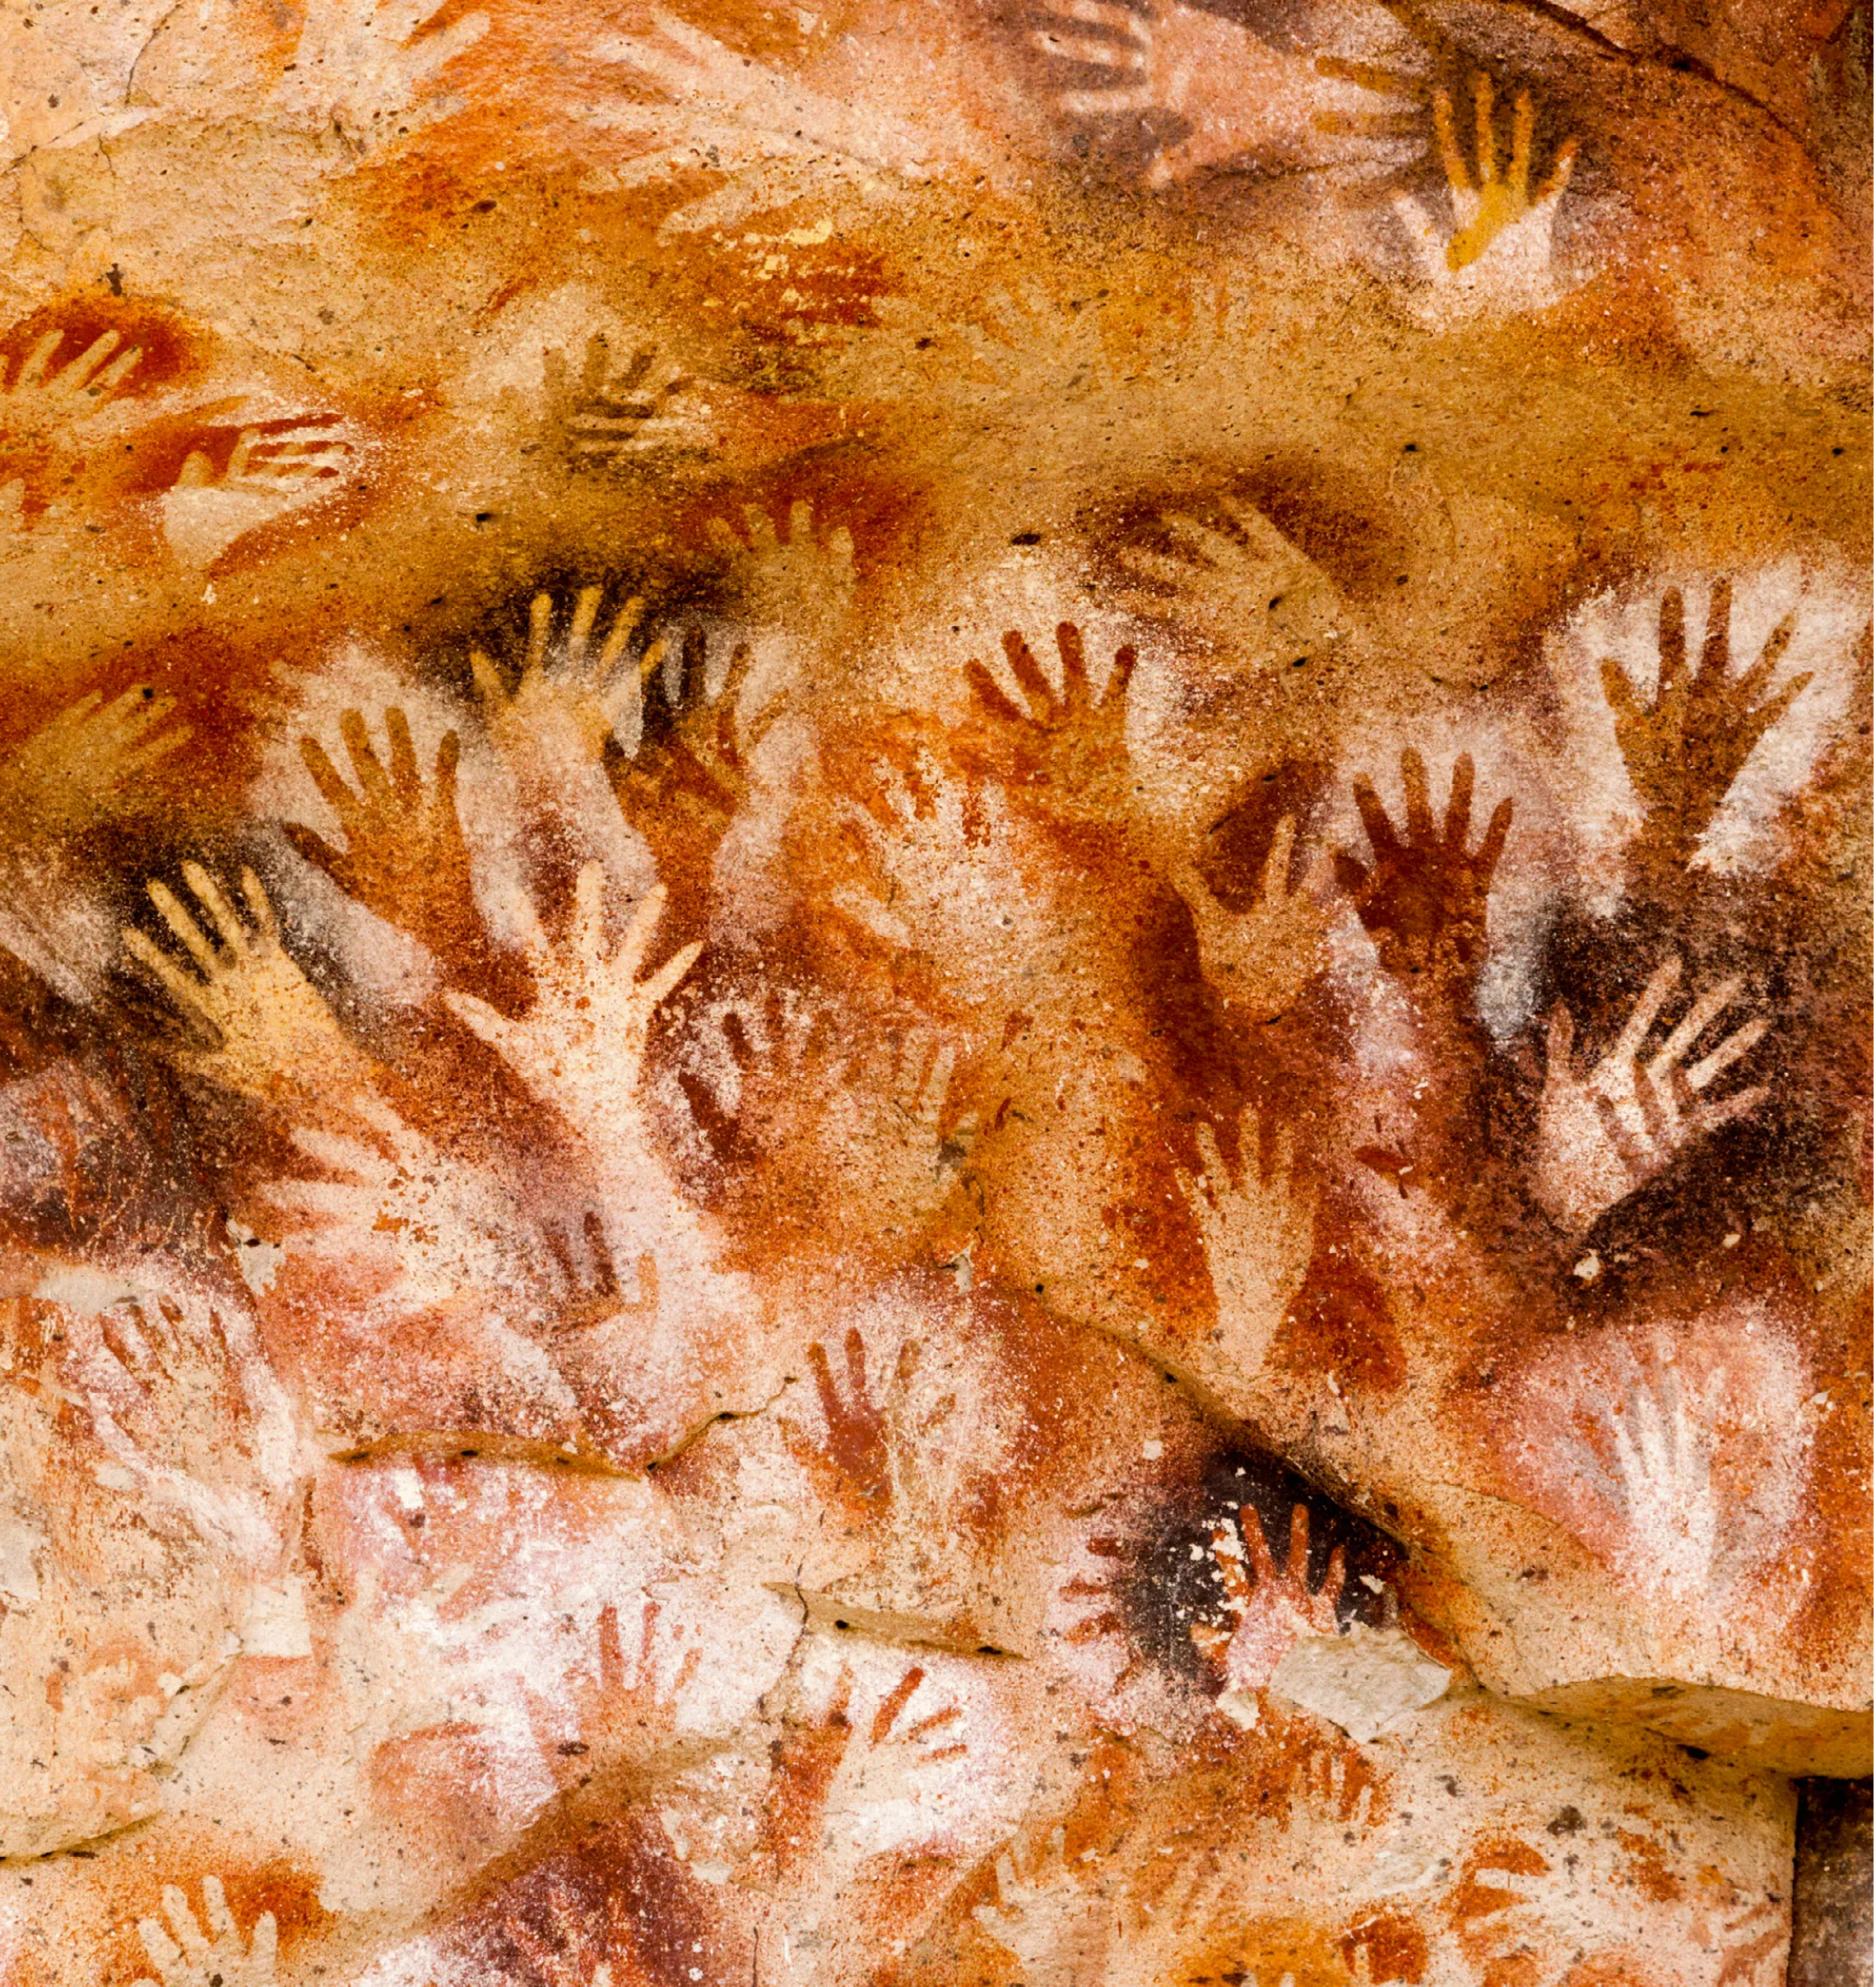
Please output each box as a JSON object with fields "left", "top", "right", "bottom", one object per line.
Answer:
{"left": 0, "top": 1, "right": 1867, "bottom": 1982}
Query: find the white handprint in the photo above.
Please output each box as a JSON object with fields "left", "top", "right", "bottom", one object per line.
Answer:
{"left": 132, "top": 1877, "right": 277, "bottom": 1987}
{"left": 973, "top": 1828, "right": 1112, "bottom": 1987}
{"left": 160, "top": 423, "right": 356, "bottom": 569}
{"left": 271, "top": 0, "right": 490, "bottom": 147}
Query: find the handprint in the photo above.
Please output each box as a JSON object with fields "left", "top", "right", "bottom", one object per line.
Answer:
{"left": 132, "top": 1876, "right": 277, "bottom": 1987}
{"left": 442, "top": 865, "right": 701, "bottom": 1153}
{"left": 270, "top": 0, "right": 490, "bottom": 147}
{"left": 284, "top": 708, "right": 485, "bottom": 973}
{"left": 1335, "top": 750, "right": 1511, "bottom": 1005}
{"left": 961, "top": 623, "right": 1136, "bottom": 823}
{"left": 1393, "top": 74, "right": 1579, "bottom": 313}
{"left": 260, "top": 1093, "right": 558, "bottom": 1313}
{"left": 1534, "top": 956, "right": 1769, "bottom": 1234}
{"left": 544, "top": 335, "right": 709, "bottom": 467}
{"left": 471, "top": 586, "right": 647, "bottom": 789}
{"left": 1177, "top": 817, "right": 1330, "bottom": 1024}
{"left": 0, "top": 327, "right": 143, "bottom": 430}
{"left": 974, "top": 1827, "right": 1112, "bottom": 1987}
{"left": 0, "top": 685, "right": 188, "bottom": 837}
{"left": 797, "top": 1325, "right": 898, "bottom": 1510}
{"left": 1191, "top": 1502, "right": 1345, "bottom": 1692}
{"left": 160, "top": 422, "right": 355, "bottom": 569}
{"left": 500, "top": 1871, "right": 629, "bottom": 1987}
{"left": 706, "top": 498, "right": 856, "bottom": 637}
{"left": 1178, "top": 1114, "right": 1315, "bottom": 1393}
{"left": 1032, "top": 0, "right": 1418, "bottom": 188}
{"left": 528, "top": 1597, "right": 702, "bottom": 1798}
{"left": 123, "top": 861, "right": 376, "bottom": 1107}
{"left": 1603, "top": 581, "right": 1814, "bottom": 885}
{"left": 1115, "top": 498, "right": 1345, "bottom": 671}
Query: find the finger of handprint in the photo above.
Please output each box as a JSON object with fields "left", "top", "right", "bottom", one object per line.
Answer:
{"left": 1535, "top": 136, "right": 1577, "bottom": 202}
{"left": 1694, "top": 1081, "right": 1769, "bottom": 1139}
{"left": 163, "top": 1889, "right": 211, "bottom": 1963}
{"left": 1034, "top": 27, "right": 1145, "bottom": 68}
{"left": 149, "top": 878, "right": 225, "bottom": 976}
{"left": 286, "top": 1125, "right": 383, "bottom": 1182}
{"left": 1194, "top": 1120, "right": 1229, "bottom": 1193}
{"left": 341, "top": 710, "right": 395, "bottom": 808}
{"left": 1472, "top": 72, "right": 1497, "bottom": 183}
{"left": 43, "top": 688, "right": 104, "bottom": 740}
{"left": 1438, "top": 754, "right": 1479, "bottom": 853}
{"left": 1684, "top": 1014, "right": 1768, "bottom": 1091}
{"left": 615, "top": 879, "right": 668, "bottom": 979}
{"left": 1400, "top": 748, "right": 1434, "bottom": 843}
{"left": 56, "top": 329, "right": 123, "bottom": 397}
{"left": 1655, "top": 587, "right": 1688, "bottom": 703}
{"left": 1002, "top": 629, "right": 1057, "bottom": 716}
{"left": 1652, "top": 977, "right": 1741, "bottom": 1070}
{"left": 250, "top": 1913, "right": 279, "bottom": 1975}
{"left": 644, "top": 939, "right": 704, "bottom": 1008}
{"left": 468, "top": 648, "right": 509, "bottom": 711}
{"left": 89, "top": 343, "right": 144, "bottom": 398}
{"left": 680, "top": 623, "right": 709, "bottom": 708}
{"left": 920, "top": 1044, "right": 956, "bottom": 1125}
{"left": 1056, "top": 620, "right": 1091, "bottom": 713}
{"left": 1261, "top": 815, "right": 1298, "bottom": 901}
{"left": 14, "top": 331, "right": 64, "bottom": 392}
{"left": 1162, "top": 511, "right": 1235, "bottom": 569}
{"left": 125, "top": 928, "right": 214, "bottom": 1020}
{"left": 1433, "top": 87, "right": 1468, "bottom": 193}
{"left": 596, "top": 596, "right": 645, "bottom": 685}
{"left": 524, "top": 592, "right": 555, "bottom": 684}
{"left": 571, "top": 860, "right": 607, "bottom": 963}
{"left": 1610, "top": 956, "right": 1681, "bottom": 1063}
{"left": 1509, "top": 89, "right": 1534, "bottom": 198}
{"left": 1599, "top": 654, "right": 1643, "bottom": 728}
{"left": 377, "top": 707, "right": 421, "bottom": 805}
{"left": 1321, "top": 1541, "right": 1348, "bottom": 1608}
{"left": 1733, "top": 612, "right": 1797, "bottom": 703}
{"left": 1312, "top": 107, "right": 1425, "bottom": 137}
{"left": 1544, "top": 1001, "right": 1576, "bottom": 1074}
{"left": 564, "top": 586, "right": 603, "bottom": 671}
{"left": 1108, "top": 641, "right": 1138, "bottom": 700}
{"left": 742, "top": 502, "right": 780, "bottom": 552}
{"left": 136, "top": 1915, "right": 183, "bottom": 1982}
{"left": 234, "top": 866, "right": 281, "bottom": 944}
{"left": 1285, "top": 1500, "right": 1312, "bottom": 1582}
{"left": 1633, "top": 1059, "right": 1669, "bottom": 1149}
{"left": 1352, "top": 777, "right": 1400, "bottom": 857}
{"left": 1700, "top": 577, "right": 1734, "bottom": 680}
{"left": 1750, "top": 668, "right": 1814, "bottom": 740}
{"left": 965, "top": 656, "right": 1026, "bottom": 723}
{"left": 201, "top": 1874, "right": 237, "bottom": 1947}
{"left": 113, "top": 722, "right": 188, "bottom": 780}
{"left": 185, "top": 861, "right": 256, "bottom": 959}
{"left": 442, "top": 987, "right": 518, "bottom": 1059}
{"left": 1474, "top": 794, "right": 1513, "bottom": 882}
{"left": 300, "top": 733, "right": 365, "bottom": 824}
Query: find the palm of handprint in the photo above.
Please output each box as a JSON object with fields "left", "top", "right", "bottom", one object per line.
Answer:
{"left": 1604, "top": 580, "right": 1813, "bottom": 888}
{"left": 132, "top": 1876, "right": 277, "bottom": 1987}
{"left": 962, "top": 622, "right": 1136, "bottom": 824}
{"left": 544, "top": 335, "right": 704, "bottom": 467}
{"left": 1177, "top": 815, "right": 1330, "bottom": 1024}
{"left": 1335, "top": 749, "right": 1511, "bottom": 1007}
{"left": 1191, "top": 1499, "right": 1346, "bottom": 1692}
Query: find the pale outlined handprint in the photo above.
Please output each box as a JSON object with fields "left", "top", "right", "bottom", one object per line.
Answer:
{"left": 442, "top": 865, "right": 701, "bottom": 1154}
{"left": 1178, "top": 1114, "right": 1315, "bottom": 1394}
{"left": 0, "top": 685, "right": 189, "bottom": 836}
{"left": 259, "top": 1093, "right": 560, "bottom": 1314}
{"left": 132, "top": 1876, "right": 277, "bottom": 1987}
{"left": 706, "top": 497, "right": 856, "bottom": 637}
{"left": 1176, "top": 816, "right": 1331, "bottom": 1024}
{"left": 526, "top": 1596, "right": 703, "bottom": 1800}
{"left": 1191, "top": 1501, "right": 1346, "bottom": 1692}
{"left": 973, "top": 1827, "right": 1112, "bottom": 1987}
{"left": 1032, "top": 0, "right": 1419, "bottom": 188}
{"left": 544, "top": 335, "right": 709, "bottom": 467}
{"left": 123, "top": 861, "right": 378, "bottom": 1107}
{"left": 270, "top": 0, "right": 490, "bottom": 148}
{"left": 284, "top": 708, "right": 485, "bottom": 973}
{"left": 470, "top": 585, "right": 647, "bottom": 779}
{"left": 161, "top": 423, "right": 355, "bottom": 569}
{"left": 1393, "top": 73, "right": 1580, "bottom": 315}
{"left": 1603, "top": 579, "right": 1816, "bottom": 886}
{"left": 0, "top": 327, "right": 144, "bottom": 429}
{"left": 1115, "top": 497, "right": 1346, "bottom": 671}
{"left": 1534, "top": 955, "right": 1769, "bottom": 1234}
{"left": 1335, "top": 749, "right": 1512, "bottom": 1007}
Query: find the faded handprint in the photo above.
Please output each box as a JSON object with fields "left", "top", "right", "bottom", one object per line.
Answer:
{"left": 500, "top": 1871, "right": 629, "bottom": 1987}
{"left": 123, "top": 861, "right": 377, "bottom": 1107}
{"left": 707, "top": 498, "right": 856, "bottom": 638}
{"left": 1604, "top": 581, "right": 1815, "bottom": 886}
{"left": 1335, "top": 750, "right": 1512, "bottom": 1007}
{"left": 0, "top": 685, "right": 189, "bottom": 837}
{"left": 160, "top": 422, "right": 355, "bottom": 569}
{"left": 974, "top": 1827, "right": 1112, "bottom": 1987}
{"left": 1394, "top": 74, "right": 1579, "bottom": 313}
{"left": 1535, "top": 955, "right": 1769, "bottom": 1234}
{"left": 1032, "top": 0, "right": 1418, "bottom": 188}
{"left": 260, "top": 1093, "right": 559, "bottom": 1312}
{"left": 609, "top": 623, "right": 780, "bottom": 864}
{"left": 528, "top": 1597, "right": 702, "bottom": 1797}
{"left": 132, "top": 1876, "right": 277, "bottom": 1987}
{"left": 1191, "top": 1501, "right": 1346, "bottom": 1692}
{"left": 1177, "top": 816, "right": 1330, "bottom": 1024}
{"left": 471, "top": 585, "right": 647, "bottom": 787}
{"left": 962, "top": 623, "right": 1137, "bottom": 823}
{"left": 0, "top": 327, "right": 144, "bottom": 431}
{"left": 544, "top": 335, "right": 709, "bottom": 467}
{"left": 284, "top": 708, "right": 485, "bottom": 972}
{"left": 442, "top": 865, "right": 701, "bottom": 1154}
{"left": 270, "top": 0, "right": 490, "bottom": 147}
{"left": 1178, "top": 1115, "right": 1315, "bottom": 1393}
{"left": 1115, "top": 498, "right": 1346, "bottom": 670}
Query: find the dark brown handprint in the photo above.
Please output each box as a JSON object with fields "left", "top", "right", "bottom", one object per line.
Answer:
{"left": 1334, "top": 749, "right": 1511, "bottom": 1007}
{"left": 782, "top": 1325, "right": 919, "bottom": 1519}
{"left": 960, "top": 622, "right": 1137, "bottom": 823}
{"left": 1603, "top": 581, "right": 1813, "bottom": 889}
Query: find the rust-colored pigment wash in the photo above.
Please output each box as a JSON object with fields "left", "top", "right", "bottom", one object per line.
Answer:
{"left": 0, "top": 1, "right": 1867, "bottom": 1981}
